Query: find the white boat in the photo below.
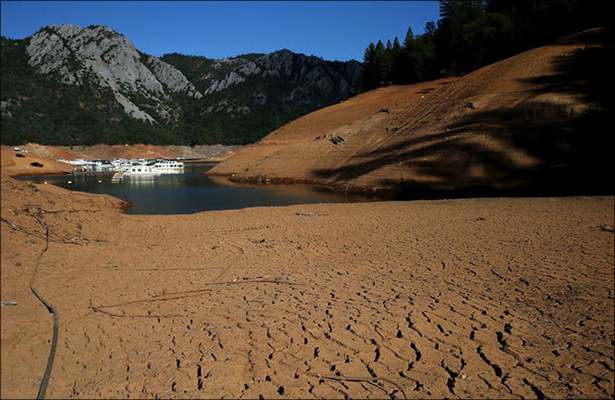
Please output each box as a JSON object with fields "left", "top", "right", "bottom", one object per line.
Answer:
{"left": 121, "top": 158, "right": 184, "bottom": 175}
{"left": 151, "top": 159, "right": 185, "bottom": 173}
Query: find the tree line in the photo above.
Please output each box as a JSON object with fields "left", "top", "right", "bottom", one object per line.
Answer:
{"left": 354, "top": 0, "right": 607, "bottom": 93}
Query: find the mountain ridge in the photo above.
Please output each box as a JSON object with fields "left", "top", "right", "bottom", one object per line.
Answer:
{"left": 1, "top": 24, "right": 361, "bottom": 146}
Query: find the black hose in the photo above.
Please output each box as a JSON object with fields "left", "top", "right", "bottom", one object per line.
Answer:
{"left": 28, "top": 221, "right": 59, "bottom": 400}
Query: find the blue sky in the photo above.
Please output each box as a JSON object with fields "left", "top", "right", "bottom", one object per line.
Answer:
{"left": 0, "top": 1, "right": 441, "bottom": 61}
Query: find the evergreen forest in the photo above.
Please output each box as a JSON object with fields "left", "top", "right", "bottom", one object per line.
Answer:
{"left": 354, "top": 0, "right": 609, "bottom": 93}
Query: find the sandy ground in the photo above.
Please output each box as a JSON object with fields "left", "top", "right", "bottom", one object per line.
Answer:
{"left": 1, "top": 147, "right": 74, "bottom": 177}
{"left": 1, "top": 156, "right": 613, "bottom": 399}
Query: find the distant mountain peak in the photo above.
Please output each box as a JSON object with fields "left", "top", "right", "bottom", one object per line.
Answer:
{"left": 1, "top": 23, "right": 361, "bottom": 146}
{"left": 25, "top": 23, "right": 201, "bottom": 123}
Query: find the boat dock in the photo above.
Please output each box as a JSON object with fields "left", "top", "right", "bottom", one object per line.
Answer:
{"left": 111, "top": 171, "right": 124, "bottom": 183}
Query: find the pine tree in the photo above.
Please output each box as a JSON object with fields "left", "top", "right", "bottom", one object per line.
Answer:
{"left": 389, "top": 37, "right": 405, "bottom": 84}
{"left": 403, "top": 26, "right": 414, "bottom": 49}
{"left": 392, "top": 37, "right": 401, "bottom": 55}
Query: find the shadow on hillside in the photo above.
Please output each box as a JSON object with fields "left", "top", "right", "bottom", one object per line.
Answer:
{"left": 314, "top": 27, "right": 614, "bottom": 200}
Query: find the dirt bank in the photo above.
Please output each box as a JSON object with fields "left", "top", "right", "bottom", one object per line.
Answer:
{"left": 2, "top": 164, "right": 613, "bottom": 398}
{"left": 210, "top": 28, "right": 613, "bottom": 198}
{"left": 1, "top": 147, "right": 73, "bottom": 177}
{"left": 9, "top": 143, "right": 242, "bottom": 163}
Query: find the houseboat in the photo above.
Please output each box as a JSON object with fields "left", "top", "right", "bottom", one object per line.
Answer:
{"left": 121, "top": 158, "right": 184, "bottom": 175}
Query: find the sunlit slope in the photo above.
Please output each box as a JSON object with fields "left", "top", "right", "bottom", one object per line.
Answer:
{"left": 207, "top": 81, "right": 457, "bottom": 178}
{"left": 209, "top": 28, "right": 612, "bottom": 196}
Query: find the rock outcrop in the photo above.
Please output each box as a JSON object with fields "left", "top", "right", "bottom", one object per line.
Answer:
{"left": 24, "top": 24, "right": 201, "bottom": 123}
{"left": 199, "top": 49, "right": 360, "bottom": 107}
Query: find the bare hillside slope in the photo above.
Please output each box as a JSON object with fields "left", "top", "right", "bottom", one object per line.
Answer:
{"left": 209, "top": 28, "right": 613, "bottom": 197}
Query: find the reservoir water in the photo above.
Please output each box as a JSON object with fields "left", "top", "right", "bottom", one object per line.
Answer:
{"left": 19, "top": 162, "right": 373, "bottom": 214}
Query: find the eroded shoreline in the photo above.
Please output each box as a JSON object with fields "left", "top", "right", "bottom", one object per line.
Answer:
{"left": 2, "top": 165, "right": 613, "bottom": 398}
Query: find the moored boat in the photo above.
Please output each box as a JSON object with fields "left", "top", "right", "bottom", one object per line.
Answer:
{"left": 121, "top": 158, "right": 184, "bottom": 175}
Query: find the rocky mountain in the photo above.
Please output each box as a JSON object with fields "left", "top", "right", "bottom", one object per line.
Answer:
{"left": 160, "top": 49, "right": 360, "bottom": 144}
{"left": 1, "top": 24, "right": 361, "bottom": 146}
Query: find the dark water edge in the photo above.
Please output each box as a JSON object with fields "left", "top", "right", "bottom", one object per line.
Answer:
{"left": 16, "top": 162, "right": 377, "bottom": 215}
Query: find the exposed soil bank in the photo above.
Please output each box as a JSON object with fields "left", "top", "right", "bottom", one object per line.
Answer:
{"left": 211, "top": 28, "right": 614, "bottom": 198}
{"left": 2, "top": 163, "right": 613, "bottom": 399}
{"left": 4, "top": 143, "right": 242, "bottom": 164}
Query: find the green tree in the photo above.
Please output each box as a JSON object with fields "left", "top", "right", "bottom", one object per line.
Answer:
{"left": 373, "top": 40, "right": 388, "bottom": 85}
{"left": 353, "top": 0, "right": 609, "bottom": 96}
{"left": 403, "top": 26, "right": 414, "bottom": 48}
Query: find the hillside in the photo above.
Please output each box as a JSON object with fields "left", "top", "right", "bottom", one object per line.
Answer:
{"left": 1, "top": 24, "right": 360, "bottom": 146}
{"left": 209, "top": 28, "right": 614, "bottom": 198}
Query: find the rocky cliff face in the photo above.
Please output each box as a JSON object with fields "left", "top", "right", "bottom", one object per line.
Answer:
{"left": 200, "top": 50, "right": 359, "bottom": 103}
{"left": 1, "top": 24, "right": 361, "bottom": 145}
{"left": 162, "top": 50, "right": 361, "bottom": 139}
{"left": 25, "top": 24, "right": 201, "bottom": 124}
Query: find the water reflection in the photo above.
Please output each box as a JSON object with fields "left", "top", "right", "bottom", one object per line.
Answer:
{"left": 18, "top": 162, "right": 374, "bottom": 214}
{"left": 123, "top": 174, "right": 184, "bottom": 186}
